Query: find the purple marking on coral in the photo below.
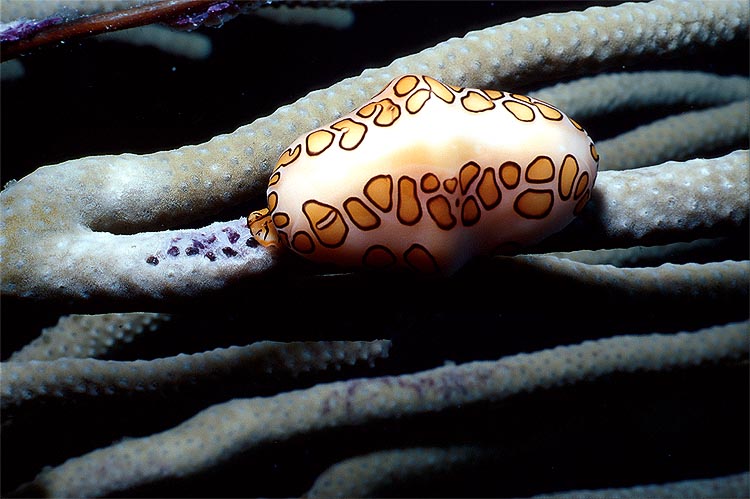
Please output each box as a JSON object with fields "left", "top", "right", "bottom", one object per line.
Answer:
{"left": 346, "top": 382, "right": 359, "bottom": 397}
{"left": 0, "top": 17, "right": 63, "bottom": 42}
{"left": 208, "top": 2, "right": 232, "bottom": 14}
{"left": 169, "top": 1, "right": 243, "bottom": 30}
{"left": 246, "top": 238, "right": 259, "bottom": 248}
{"left": 222, "top": 227, "right": 240, "bottom": 244}
{"left": 146, "top": 256, "right": 159, "bottom": 265}
{"left": 153, "top": 218, "right": 253, "bottom": 265}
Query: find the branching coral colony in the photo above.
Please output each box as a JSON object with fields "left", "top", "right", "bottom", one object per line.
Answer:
{"left": 1, "top": 1, "right": 749, "bottom": 497}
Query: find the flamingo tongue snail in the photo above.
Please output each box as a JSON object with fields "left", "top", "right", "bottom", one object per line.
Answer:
{"left": 247, "top": 74, "right": 599, "bottom": 273}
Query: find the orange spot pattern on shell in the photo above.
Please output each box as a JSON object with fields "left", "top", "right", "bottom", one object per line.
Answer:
{"left": 406, "top": 89, "right": 431, "bottom": 114}
{"left": 476, "top": 168, "right": 501, "bottom": 210}
{"left": 526, "top": 156, "right": 555, "bottom": 183}
{"left": 358, "top": 98, "right": 401, "bottom": 126}
{"left": 364, "top": 175, "right": 393, "bottom": 212}
{"left": 274, "top": 144, "right": 301, "bottom": 172}
{"left": 499, "top": 162, "right": 521, "bottom": 189}
{"left": 291, "top": 231, "right": 315, "bottom": 254}
{"left": 302, "top": 200, "right": 348, "bottom": 248}
{"left": 343, "top": 197, "right": 380, "bottom": 231}
{"left": 503, "top": 100, "right": 535, "bottom": 122}
{"left": 331, "top": 119, "right": 368, "bottom": 150}
{"left": 404, "top": 244, "right": 440, "bottom": 273}
{"left": 397, "top": 176, "right": 422, "bottom": 225}
{"left": 443, "top": 177, "right": 458, "bottom": 193}
{"left": 459, "top": 162, "right": 481, "bottom": 195}
{"left": 420, "top": 173, "right": 440, "bottom": 193}
{"left": 363, "top": 245, "right": 397, "bottom": 268}
{"left": 257, "top": 75, "right": 598, "bottom": 272}
{"left": 424, "top": 75, "right": 455, "bottom": 103}
{"left": 558, "top": 155, "right": 579, "bottom": 200}
{"left": 306, "top": 130, "right": 335, "bottom": 156}
{"left": 426, "top": 195, "right": 456, "bottom": 230}
{"left": 514, "top": 189, "right": 554, "bottom": 219}
{"left": 461, "top": 91, "right": 495, "bottom": 112}
{"left": 394, "top": 75, "right": 419, "bottom": 96}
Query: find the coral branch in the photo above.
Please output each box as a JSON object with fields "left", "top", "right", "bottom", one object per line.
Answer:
{"left": 305, "top": 446, "right": 490, "bottom": 498}
{"left": 8, "top": 313, "right": 170, "bottom": 362}
{"left": 1, "top": 339, "right": 391, "bottom": 409}
{"left": 543, "top": 237, "right": 743, "bottom": 267}
{"left": 3, "top": 2, "right": 745, "bottom": 219}
{"left": 0, "top": 216, "right": 276, "bottom": 300}
{"left": 17, "top": 321, "right": 748, "bottom": 497}
{"left": 534, "top": 472, "right": 750, "bottom": 498}
{"left": 597, "top": 100, "right": 749, "bottom": 170}
{"left": 3, "top": 151, "right": 745, "bottom": 300}
{"left": 574, "top": 150, "right": 749, "bottom": 248}
{"left": 306, "top": 449, "right": 750, "bottom": 499}
{"left": 499, "top": 256, "right": 749, "bottom": 302}
{"left": 531, "top": 71, "right": 749, "bottom": 120}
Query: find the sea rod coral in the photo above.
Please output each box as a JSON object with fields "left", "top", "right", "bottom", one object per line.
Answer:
{"left": 1, "top": 1, "right": 748, "bottom": 497}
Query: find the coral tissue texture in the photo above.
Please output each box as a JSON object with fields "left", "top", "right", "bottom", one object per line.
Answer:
{"left": 1, "top": 0, "right": 748, "bottom": 497}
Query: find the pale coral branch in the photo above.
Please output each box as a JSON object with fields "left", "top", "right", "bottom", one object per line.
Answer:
{"left": 306, "top": 447, "right": 749, "bottom": 499}
{"left": 0, "top": 216, "right": 278, "bottom": 300}
{"left": 8, "top": 312, "right": 170, "bottom": 362}
{"left": 95, "top": 24, "right": 212, "bottom": 59}
{"left": 531, "top": 71, "right": 749, "bottom": 121}
{"left": 18, "top": 320, "right": 748, "bottom": 498}
{"left": 357, "top": 0, "right": 749, "bottom": 95}
{"left": 0, "top": 58, "right": 24, "bottom": 79}
{"left": 305, "top": 446, "right": 491, "bottom": 498}
{"left": 252, "top": 5, "right": 354, "bottom": 30}
{"left": 1, "top": 150, "right": 746, "bottom": 301}
{"left": 542, "top": 237, "right": 740, "bottom": 267}
{"left": 570, "top": 150, "right": 749, "bottom": 249}
{"left": 497, "top": 256, "right": 749, "bottom": 302}
{"left": 0, "top": 339, "right": 391, "bottom": 409}
{"left": 597, "top": 100, "right": 750, "bottom": 170}
{"left": 18, "top": 1, "right": 738, "bottom": 230}
{"left": 533, "top": 472, "right": 750, "bottom": 498}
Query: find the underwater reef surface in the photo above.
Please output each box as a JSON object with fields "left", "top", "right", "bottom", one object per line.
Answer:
{"left": 1, "top": 1, "right": 748, "bottom": 497}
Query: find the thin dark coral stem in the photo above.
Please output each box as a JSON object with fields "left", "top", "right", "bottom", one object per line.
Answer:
{"left": 0, "top": 0, "right": 218, "bottom": 62}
